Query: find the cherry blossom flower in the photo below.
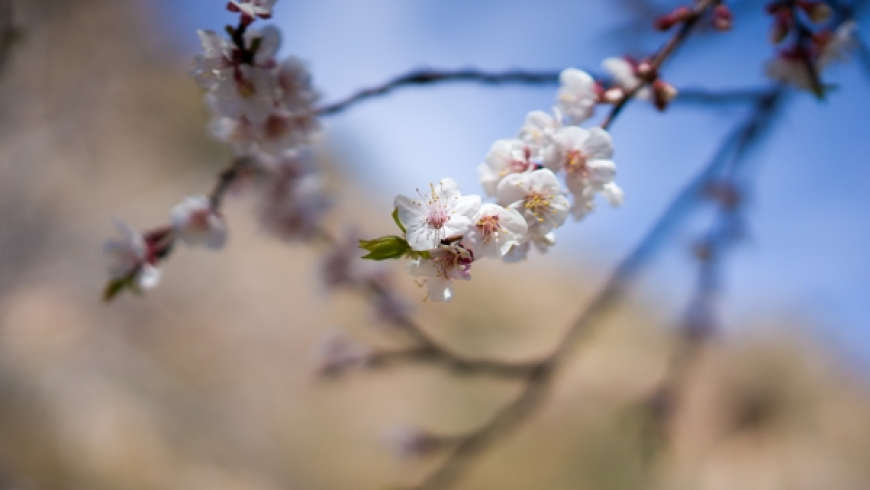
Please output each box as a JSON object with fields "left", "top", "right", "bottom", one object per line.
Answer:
{"left": 546, "top": 126, "right": 622, "bottom": 219}
{"left": 278, "top": 56, "right": 319, "bottom": 112}
{"left": 602, "top": 56, "right": 651, "bottom": 99}
{"left": 496, "top": 169, "right": 570, "bottom": 234}
{"left": 555, "top": 68, "right": 598, "bottom": 124}
{"left": 228, "top": 0, "right": 278, "bottom": 22}
{"left": 407, "top": 243, "right": 474, "bottom": 302}
{"left": 766, "top": 21, "right": 858, "bottom": 92}
{"left": 190, "top": 30, "right": 235, "bottom": 89}
{"left": 103, "top": 220, "right": 161, "bottom": 290}
{"left": 462, "top": 203, "right": 528, "bottom": 259}
{"left": 517, "top": 110, "right": 561, "bottom": 169}
{"left": 169, "top": 195, "right": 228, "bottom": 250}
{"left": 394, "top": 178, "right": 481, "bottom": 252}
{"left": 478, "top": 139, "right": 537, "bottom": 198}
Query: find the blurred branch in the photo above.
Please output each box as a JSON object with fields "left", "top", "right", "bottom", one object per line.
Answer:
{"left": 315, "top": 69, "right": 562, "bottom": 116}
{"left": 639, "top": 86, "right": 787, "bottom": 460}
{"left": 0, "top": 0, "right": 18, "bottom": 73}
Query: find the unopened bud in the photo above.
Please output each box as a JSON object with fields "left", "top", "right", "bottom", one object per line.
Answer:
{"left": 798, "top": 1, "right": 833, "bottom": 23}
{"left": 652, "top": 80, "right": 678, "bottom": 111}
{"left": 769, "top": 15, "right": 792, "bottom": 44}
{"left": 636, "top": 61, "right": 656, "bottom": 80}
{"left": 713, "top": 5, "right": 733, "bottom": 31}
{"left": 603, "top": 87, "right": 625, "bottom": 104}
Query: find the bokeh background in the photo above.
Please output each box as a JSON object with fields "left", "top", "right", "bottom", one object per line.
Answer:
{"left": 0, "top": 0, "right": 869, "bottom": 489}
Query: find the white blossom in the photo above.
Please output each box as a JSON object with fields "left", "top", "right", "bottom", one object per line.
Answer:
{"left": 169, "top": 195, "right": 228, "bottom": 250}
{"left": 602, "top": 57, "right": 650, "bottom": 100}
{"left": 766, "top": 21, "right": 858, "bottom": 92}
{"left": 547, "top": 126, "right": 622, "bottom": 219}
{"left": 190, "top": 30, "right": 235, "bottom": 89}
{"left": 478, "top": 139, "right": 537, "bottom": 199}
{"left": 394, "top": 178, "right": 481, "bottom": 252}
{"left": 209, "top": 64, "right": 278, "bottom": 123}
{"left": 103, "top": 220, "right": 161, "bottom": 290}
{"left": 517, "top": 110, "right": 561, "bottom": 169}
{"left": 496, "top": 169, "right": 570, "bottom": 234}
{"left": 819, "top": 20, "right": 858, "bottom": 68}
{"left": 556, "top": 68, "right": 598, "bottom": 124}
{"left": 407, "top": 243, "right": 474, "bottom": 303}
{"left": 462, "top": 203, "right": 528, "bottom": 259}
{"left": 229, "top": 0, "right": 278, "bottom": 20}
{"left": 278, "top": 56, "right": 319, "bottom": 111}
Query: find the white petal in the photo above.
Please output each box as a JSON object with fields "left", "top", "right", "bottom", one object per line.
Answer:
{"left": 587, "top": 159, "right": 617, "bottom": 184}
{"left": 603, "top": 182, "right": 624, "bottom": 207}
{"left": 451, "top": 194, "right": 481, "bottom": 219}
{"left": 582, "top": 127, "right": 614, "bottom": 160}
{"left": 426, "top": 277, "right": 453, "bottom": 303}
{"left": 394, "top": 195, "right": 426, "bottom": 228}
{"left": 137, "top": 264, "right": 161, "bottom": 290}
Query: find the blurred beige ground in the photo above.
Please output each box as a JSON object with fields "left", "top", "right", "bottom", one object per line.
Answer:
{"left": 0, "top": 1, "right": 869, "bottom": 489}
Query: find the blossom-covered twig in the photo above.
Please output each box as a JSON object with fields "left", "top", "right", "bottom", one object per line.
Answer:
{"left": 601, "top": 0, "right": 722, "bottom": 130}
{"left": 403, "top": 86, "right": 783, "bottom": 490}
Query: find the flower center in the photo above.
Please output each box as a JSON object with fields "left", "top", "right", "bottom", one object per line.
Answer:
{"left": 476, "top": 215, "right": 502, "bottom": 242}
{"left": 565, "top": 150, "right": 588, "bottom": 177}
{"left": 524, "top": 192, "right": 553, "bottom": 222}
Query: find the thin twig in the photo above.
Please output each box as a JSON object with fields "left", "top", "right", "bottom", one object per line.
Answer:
{"left": 314, "top": 69, "right": 562, "bottom": 116}
{"left": 602, "top": 0, "right": 721, "bottom": 130}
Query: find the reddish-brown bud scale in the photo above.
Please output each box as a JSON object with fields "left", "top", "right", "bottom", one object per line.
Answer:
{"left": 226, "top": 2, "right": 240, "bottom": 13}
{"left": 655, "top": 14, "right": 677, "bottom": 31}
{"left": 713, "top": 5, "right": 733, "bottom": 32}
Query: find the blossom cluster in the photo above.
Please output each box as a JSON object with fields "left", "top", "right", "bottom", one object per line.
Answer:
{"left": 362, "top": 68, "right": 623, "bottom": 303}
{"left": 764, "top": 1, "right": 857, "bottom": 94}
{"left": 104, "top": 0, "right": 328, "bottom": 299}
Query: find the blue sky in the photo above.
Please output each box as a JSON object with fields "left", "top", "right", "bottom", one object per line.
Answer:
{"left": 164, "top": 1, "right": 870, "bottom": 369}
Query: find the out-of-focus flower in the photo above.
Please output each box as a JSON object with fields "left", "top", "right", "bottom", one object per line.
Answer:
{"left": 228, "top": 0, "right": 278, "bottom": 22}
{"left": 556, "top": 68, "right": 598, "bottom": 124}
{"left": 602, "top": 56, "right": 651, "bottom": 100}
{"left": 103, "top": 220, "right": 161, "bottom": 291}
{"left": 394, "top": 178, "right": 481, "bottom": 252}
{"left": 169, "top": 195, "right": 228, "bottom": 250}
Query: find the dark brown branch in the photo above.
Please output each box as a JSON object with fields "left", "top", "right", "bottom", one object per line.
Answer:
{"left": 314, "top": 69, "right": 562, "bottom": 116}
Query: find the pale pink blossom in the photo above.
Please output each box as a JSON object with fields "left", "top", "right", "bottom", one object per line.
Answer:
{"left": 169, "top": 195, "right": 228, "bottom": 250}
{"left": 394, "top": 178, "right": 481, "bottom": 252}
{"left": 407, "top": 243, "right": 474, "bottom": 303}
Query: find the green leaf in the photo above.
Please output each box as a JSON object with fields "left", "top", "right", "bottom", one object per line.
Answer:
{"left": 102, "top": 277, "right": 130, "bottom": 302}
{"left": 358, "top": 235, "right": 410, "bottom": 261}
{"left": 249, "top": 36, "right": 263, "bottom": 55}
{"left": 392, "top": 208, "right": 406, "bottom": 234}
